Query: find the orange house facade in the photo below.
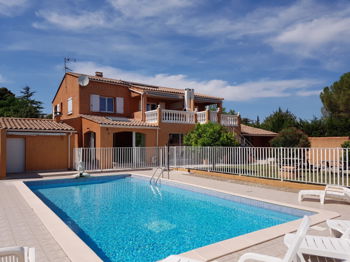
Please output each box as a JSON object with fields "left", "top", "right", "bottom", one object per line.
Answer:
{"left": 53, "top": 72, "right": 241, "bottom": 148}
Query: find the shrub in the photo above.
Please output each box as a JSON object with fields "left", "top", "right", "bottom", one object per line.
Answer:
{"left": 184, "top": 122, "right": 240, "bottom": 147}
{"left": 270, "top": 127, "right": 310, "bottom": 147}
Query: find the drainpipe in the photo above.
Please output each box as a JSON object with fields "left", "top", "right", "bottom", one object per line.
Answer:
{"left": 68, "top": 132, "right": 71, "bottom": 170}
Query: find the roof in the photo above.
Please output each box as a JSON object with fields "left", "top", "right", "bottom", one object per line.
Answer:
{"left": 66, "top": 72, "right": 223, "bottom": 101}
{"left": 81, "top": 115, "right": 158, "bottom": 128}
{"left": 241, "top": 124, "right": 277, "bottom": 137}
{"left": 0, "top": 117, "right": 75, "bottom": 132}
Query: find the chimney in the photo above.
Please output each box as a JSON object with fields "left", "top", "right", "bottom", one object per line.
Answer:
{"left": 184, "top": 88, "right": 195, "bottom": 111}
{"left": 95, "top": 71, "right": 103, "bottom": 77}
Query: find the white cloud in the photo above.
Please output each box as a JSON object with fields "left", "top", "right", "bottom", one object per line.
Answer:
{"left": 269, "top": 14, "right": 350, "bottom": 56}
{"left": 71, "top": 61, "right": 323, "bottom": 101}
{"left": 0, "top": 0, "right": 28, "bottom": 16}
{"left": 33, "top": 10, "right": 109, "bottom": 30}
{"left": 296, "top": 90, "right": 321, "bottom": 96}
{"left": 0, "top": 74, "right": 6, "bottom": 83}
{"left": 107, "top": 0, "right": 193, "bottom": 18}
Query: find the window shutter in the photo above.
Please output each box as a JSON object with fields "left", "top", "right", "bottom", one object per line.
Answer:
{"left": 67, "top": 97, "right": 73, "bottom": 114}
{"left": 57, "top": 103, "right": 60, "bottom": 112}
{"left": 116, "top": 97, "right": 124, "bottom": 114}
{"left": 90, "top": 94, "right": 100, "bottom": 112}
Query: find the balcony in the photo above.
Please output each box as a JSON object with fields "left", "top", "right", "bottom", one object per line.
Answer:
{"left": 145, "top": 108, "right": 239, "bottom": 126}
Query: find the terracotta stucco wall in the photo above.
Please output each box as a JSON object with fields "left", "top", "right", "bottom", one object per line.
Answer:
{"left": 309, "top": 137, "right": 349, "bottom": 148}
{"left": 0, "top": 129, "right": 6, "bottom": 178}
{"left": 5, "top": 134, "right": 72, "bottom": 172}
{"left": 52, "top": 74, "right": 80, "bottom": 119}
{"left": 158, "top": 123, "right": 196, "bottom": 146}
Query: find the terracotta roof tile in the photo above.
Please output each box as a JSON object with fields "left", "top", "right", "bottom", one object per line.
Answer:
{"left": 68, "top": 72, "right": 223, "bottom": 101}
{"left": 0, "top": 117, "right": 75, "bottom": 131}
{"left": 241, "top": 124, "right": 277, "bottom": 136}
{"left": 81, "top": 115, "right": 158, "bottom": 128}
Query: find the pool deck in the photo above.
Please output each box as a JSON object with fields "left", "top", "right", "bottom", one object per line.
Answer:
{"left": 1, "top": 170, "right": 349, "bottom": 262}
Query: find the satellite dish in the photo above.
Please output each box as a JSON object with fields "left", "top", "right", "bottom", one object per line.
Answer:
{"left": 78, "top": 75, "right": 89, "bottom": 87}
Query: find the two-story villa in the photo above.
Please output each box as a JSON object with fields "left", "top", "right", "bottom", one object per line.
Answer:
{"left": 52, "top": 71, "right": 242, "bottom": 148}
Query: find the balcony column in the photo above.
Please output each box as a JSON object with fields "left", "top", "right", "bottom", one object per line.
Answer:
{"left": 217, "top": 107, "right": 222, "bottom": 124}
{"left": 194, "top": 108, "right": 198, "bottom": 123}
{"left": 141, "top": 93, "right": 147, "bottom": 121}
{"left": 157, "top": 105, "right": 162, "bottom": 125}
{"left": 205, "top": 106, "right": 210, "bottom": 124}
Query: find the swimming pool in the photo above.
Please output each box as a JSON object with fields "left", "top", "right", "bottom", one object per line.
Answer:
{"left": 26, "top": 175, "right": 313, "bottom": 262}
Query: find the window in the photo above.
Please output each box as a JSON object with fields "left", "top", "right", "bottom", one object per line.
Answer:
{"left": 168, "top": 134, "right": 183, "bottom": 146}
{"left": 146, "top": 103, "right": 157, "bottom": 111}
{"left": 67, "top": 98, "right": 72, "bottom": 115}
{"left": 99, "top": 96, "right": 114, "bottom": 112}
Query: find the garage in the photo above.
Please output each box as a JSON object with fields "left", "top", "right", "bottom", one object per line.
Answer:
{"left": 0, "top": 117, "right": 76, "bottom": 178}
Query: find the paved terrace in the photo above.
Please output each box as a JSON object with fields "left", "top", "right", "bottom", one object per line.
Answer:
{"left": 1, "top": 170, "right": 349, "bottom": 262}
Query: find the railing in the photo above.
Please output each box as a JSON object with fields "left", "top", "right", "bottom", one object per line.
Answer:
{"left": 169, "top": 146, "right": 350, "bottom": 186}
{"left": 221, "top": 114, "right": 238, "bottom": 126}
{"left": 73, "top": 147, "right": 167, "bottom": 171}
{"left": 210, "top": 111, "right": 218, "bottom": 123}
{"left": 197, "top": 111, "right": 206, "bottom": 123}
{"left": 74, "top": 146, "right": 350, "bottom": 186}
{"left": 162, "top": 109, "right": 195, "bottom": 124}
{"left": 145, "top": 110, "right": 158, "bottom": 123}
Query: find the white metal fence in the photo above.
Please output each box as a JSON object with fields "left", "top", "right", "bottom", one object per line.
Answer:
{"left": 73, "top": 146, "right": 350, "bottom": 186}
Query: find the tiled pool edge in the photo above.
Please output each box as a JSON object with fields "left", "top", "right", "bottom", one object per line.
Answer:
{"left": 13, "top": 173, "right": 340, "bottom": 262}
{"left": 12, "top": 180, "right": 103, "bottom": 262}
{"left": 131, "top": 173, "right": 340, "bottom": 262}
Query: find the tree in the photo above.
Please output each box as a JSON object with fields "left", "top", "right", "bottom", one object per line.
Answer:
{"left": 270, "top": 127, "right": 310, "bottom": 147}
{"left": 299, "top": 117, "right": 327, "bottom": 137}
{"left": 184, "top": 122, "right": 240, "bottom": 146}
{"left": 17, "top": 86, "right": 43, "bottom": 118}
{"left": 0, "top": 86, "right": 43, "bottom": 118}
{"left": 0, "top": 87, "right": 15, "bottom": 100}
{"left": 320, "top": 72, "right": 350, "bottom": 118}
{"left": 221, "top": 107, "right": 236, "bottom": 115}
{"left": 261, "top": 108, "right": 298, "bottom": 133}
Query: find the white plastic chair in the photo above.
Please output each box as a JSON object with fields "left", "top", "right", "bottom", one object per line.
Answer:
{"left": 326, "top": 219, "right": 350, "bottom": 239}
{"left": 284, "top": 232, "right": 350, "bottom": 261}
{"left": 0, "top": 246, "right": 35, "bottom": 262}
{"left": 298, "top": 185, "right": 350, "bottom": 204}
{"left": 238, "top": 216, "right": 310, "bottom": 262}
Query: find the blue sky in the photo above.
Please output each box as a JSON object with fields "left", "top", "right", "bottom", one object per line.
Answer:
{"left": 1, "top": 0, "right": 350, "bottom": 120}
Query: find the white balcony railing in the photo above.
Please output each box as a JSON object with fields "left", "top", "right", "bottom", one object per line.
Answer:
{"left": 221, "top": 114, "right": 238, "bottom": 126}
{"left": 145, "top": 110, "right": 158, "bottom": 123}
{"left": 197, "top": 111, "right": 206, "bottom": 123}
{"left": 162, "top": 109, "right": 195, "bottom": 124}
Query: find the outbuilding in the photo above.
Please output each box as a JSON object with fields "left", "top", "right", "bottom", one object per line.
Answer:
{"left": 0, "top": 117, "right": 76, "bottom": 178}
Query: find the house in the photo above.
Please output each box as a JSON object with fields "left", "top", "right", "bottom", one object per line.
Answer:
{"left": 52, "top": 71, "right": 241, "bottom": 148}
{"left": 0, "top": 117, "right": 76, "bottom": 178}
{"left": 240, "top": 124, "right": 277, "bottom": 147}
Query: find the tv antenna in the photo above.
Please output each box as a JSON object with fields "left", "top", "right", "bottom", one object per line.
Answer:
{"left": 64, "top": 57, "right": 76, "bottom": 73}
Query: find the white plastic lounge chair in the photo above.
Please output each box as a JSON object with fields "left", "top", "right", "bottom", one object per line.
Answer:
{"left": 238, "top": 216, "right": 310, "bottom": 262}
{"left": 0, "top": 246, "right": 35, "bottom": 262}
{"left": 284, "top": 233, "right": 350, "bottom": 262}
{"left": 161, "top": 255, "right": 202, "bottom": 262}
{"left": 298, "top": 185, "right": 350, "bottom": 204}
{"left": 327, "top": 219, "right": 350, "bottom": 239}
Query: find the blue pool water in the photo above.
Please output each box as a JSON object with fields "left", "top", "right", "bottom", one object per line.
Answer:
{"left": 26, "top": 176, "right": 312, "bottom": 262}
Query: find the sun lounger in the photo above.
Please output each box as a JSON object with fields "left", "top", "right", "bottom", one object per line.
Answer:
{"left": 0, "top": 246, "right": 35, "bottom": 262}
{"left": 284, "top": 233, "right": 350, "bottom": 262}
{"left": 298, "top": 185, "right": 350, "bottom": 204}
{"left": 238, "top": 216, "right": 310, "bottom": 262}
{"left": 327, "top": 219, "right": 350, "bottom": 239}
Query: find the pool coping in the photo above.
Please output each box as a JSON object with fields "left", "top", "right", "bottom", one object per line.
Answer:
{"left": 12, "top": 174, "right": 339, "bottom": 262}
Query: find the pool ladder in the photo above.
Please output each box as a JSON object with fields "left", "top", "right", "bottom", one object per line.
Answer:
{"left": 150, "top": 167, "right": 165, "bottom": 185}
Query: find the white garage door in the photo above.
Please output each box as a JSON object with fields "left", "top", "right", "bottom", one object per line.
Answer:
{"left": 6, "top": 138, "right": 25, "bottom": 173}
